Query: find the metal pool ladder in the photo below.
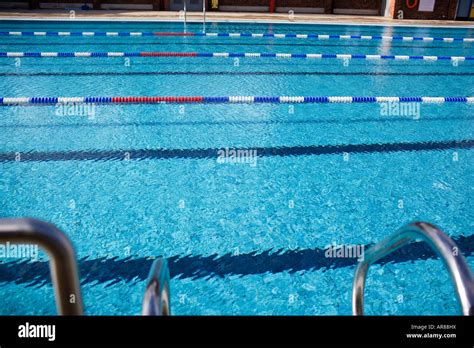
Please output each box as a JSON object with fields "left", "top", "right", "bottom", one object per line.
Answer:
{"left": 142, "top": 258, "right": 171, "bottom": 315}
{"left": 352, "top": 222, "right": 474, "bottom": 316}
{"left": 0, "top": 218, "right": 83, "bottom": 315}
{"left": 0, "top": 218, "right": 171, "bottom": 316}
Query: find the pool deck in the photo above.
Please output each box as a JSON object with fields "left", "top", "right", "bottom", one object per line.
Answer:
{"left": 0, "top": 10, "right": 473, "bottom": 27}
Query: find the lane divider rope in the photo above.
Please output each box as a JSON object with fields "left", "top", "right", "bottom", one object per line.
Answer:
{"left": 0, "top": 51, "right": 473, "bottom": 61}
{"left": 1, "top": 96, "right": 473, "bottom": 106}
{"left": 1, "top": 31, "right": 473, "bottom": 43}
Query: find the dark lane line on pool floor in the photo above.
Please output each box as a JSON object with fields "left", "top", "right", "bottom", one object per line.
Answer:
{"left": 0, "top": 234, "right": 472, "bottom": 286}
{"left": 2, "top": 41, "right": 470, "bottom": 50}
{"left": 0, "top": 115, "right": 473, "bottom": 130}
{"left": 0, "top": 140, "right": 472, "bottom": 163}
{"left": 1, "top": 71, "right": 474, "bottom": 77}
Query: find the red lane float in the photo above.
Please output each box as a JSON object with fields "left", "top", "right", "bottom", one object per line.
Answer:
{"left": 139, "top": 52, "right": 198, "bottom": 57}
{"left": 111, "top": 96, "right": 204, "bottom": 104}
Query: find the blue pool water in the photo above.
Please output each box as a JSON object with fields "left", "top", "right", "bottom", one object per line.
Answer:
{"left": 0, "top": 20, "right": 473, "bottom": 315}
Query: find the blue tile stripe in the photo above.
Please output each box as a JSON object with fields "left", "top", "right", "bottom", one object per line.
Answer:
{"left": 0, "top": 140, "right": 472, "bottom": 163}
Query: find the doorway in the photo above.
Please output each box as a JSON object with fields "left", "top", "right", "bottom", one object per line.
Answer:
{"left": 170, "top": 0, "right": 204, "bottom": 11}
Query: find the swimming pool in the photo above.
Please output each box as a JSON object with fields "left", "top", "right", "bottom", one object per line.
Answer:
{"left": 0, "top": 19, "right": 473, "bottom": 316}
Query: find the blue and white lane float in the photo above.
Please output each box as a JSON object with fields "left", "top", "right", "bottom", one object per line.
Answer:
{"left": 1, "top": 30, "right": 473, "bottom": 43}
{"left": 1, "top": 51, "right": 473, "bottom": 62}
{"left": 1, "top": 96, "right": 473, "bottom": 106}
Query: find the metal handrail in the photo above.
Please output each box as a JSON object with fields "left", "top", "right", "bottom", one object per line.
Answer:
{"left": 184, "top": 2, "right": 187, "bottom": 26}
{"left": 0, "top": 218, "right": 83, "bottom": 315}
{"left": 142, "top": 258, "right": 171, "bottom": 315}
{"left": 353, "top": 222, "right": 474, "bottom": 316}
{"left": 202, "top": 0, "right": 206, "bottom": 33}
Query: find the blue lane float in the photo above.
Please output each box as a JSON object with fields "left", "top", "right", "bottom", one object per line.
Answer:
{"left": 0, "top": 30, "right": 473, "bottom": 43}
{"left": 1, "top": 96, "right": 473, "bottom": 106}
{"left": 0, "top": 51, "right": 473, "bottom": 62}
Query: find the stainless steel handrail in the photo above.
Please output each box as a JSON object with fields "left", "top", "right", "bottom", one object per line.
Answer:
{"left": 353, "top": 222, "right": 474, "bottom": 316}
{"left": 0, "top": 218, "right": 83, "bottom": 315}
{"left": 202, "top": 0, "right": 206, "bottom": 33}
{"left": 184, "top": 2, "right": 187, "bottom": 26}
{"left": 142, "top": 258, "right": 171, "bottom": 315}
